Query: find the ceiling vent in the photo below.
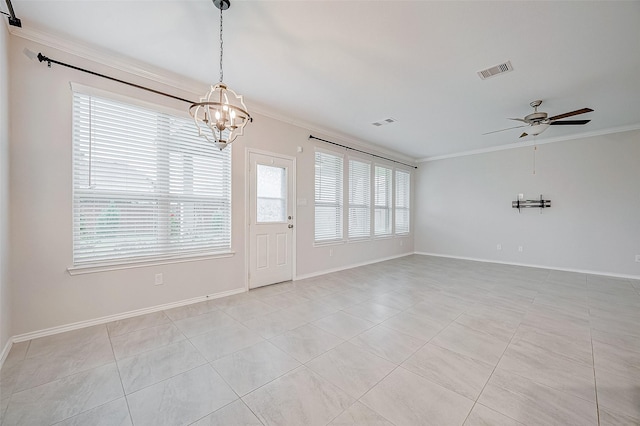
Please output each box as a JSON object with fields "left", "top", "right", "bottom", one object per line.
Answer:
{"left": 372, "top": 118, "right": 397, "bottom": 127}
{"left": 478, "top": 61, "right": 513, "bottom": 80}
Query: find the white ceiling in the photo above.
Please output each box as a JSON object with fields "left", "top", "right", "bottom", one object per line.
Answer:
{"left": 8, "top": 1, "right": 640, "bottom": 159}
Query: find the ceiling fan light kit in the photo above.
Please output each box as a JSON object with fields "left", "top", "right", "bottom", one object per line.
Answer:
{"left": 527, "top": 123, "right": 550, "bottom": 136}
{"left": 485, "top": 100, "right": 593, "bottom": 139}
{"left": 190, "top": 0, "right": 252, "bottom": 150}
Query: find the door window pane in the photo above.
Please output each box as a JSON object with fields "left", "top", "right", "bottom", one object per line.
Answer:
{"left": 257, "top": 164, "right": 287, "bottom": 222}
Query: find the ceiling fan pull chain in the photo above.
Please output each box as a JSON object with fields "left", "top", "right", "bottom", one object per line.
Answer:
{"left": 533, "top": 145, "right": 537, "bottom": 175}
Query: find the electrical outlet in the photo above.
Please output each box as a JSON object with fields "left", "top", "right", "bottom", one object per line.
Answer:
{"left": 497, "top": 244, "right": 502, "bottom": 251}
{"left": 518, "top": 246, "right": 523, "bottom": 252}
{"left": 329, "top": 249, "right": 333, "bottom": 257}
{"left": 635, "top": 255, "right": 640, "bottom": 263}
{"left": 155, "top": 273, "right": 163, "bottom": 285}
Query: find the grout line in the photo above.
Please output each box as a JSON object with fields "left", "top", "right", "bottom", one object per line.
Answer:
{"left": 23, "top": 340, "right": 32, "bottom": 361}
{"left": 460, "top": 293, "right": 534, "bottom": 425}
{"left": 8, "top": 258, "right": 622, "bottom": 425}
{"left": 241, "top": 398, "right": 268, "bottom": 426}
{"left": 107, "top": 325, "right": 134, "bottom": 426}
{"left": 587, "top": 289, "right": 602, "bottom": 426}
{"left": 302, "top": 289, "right": 449, "bottom": 424}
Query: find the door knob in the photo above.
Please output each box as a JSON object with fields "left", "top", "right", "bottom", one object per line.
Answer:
{"left": 288, "top": 224, "right": 294, "bottom": 229}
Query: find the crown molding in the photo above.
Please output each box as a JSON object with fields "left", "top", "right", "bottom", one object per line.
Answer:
{"left": 9, "top": 24, "right": 417, "bottom": 166}
{"left": 418, "top": 123, "right": 640, "bottom": 163}
{"left": 9, "top": 25, "right": 206, "bottom": 96}
{"left": 248, "top": 101, "right": 417, "bottom": 165}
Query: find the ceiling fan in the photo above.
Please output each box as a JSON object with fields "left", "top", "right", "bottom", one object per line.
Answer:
{"left": 484, "top": 100, "right": 593, "bottom": 138}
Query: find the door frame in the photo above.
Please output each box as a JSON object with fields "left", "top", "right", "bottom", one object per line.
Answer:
{"left": 244, "top": 148, "right": 297, "bottom": 291}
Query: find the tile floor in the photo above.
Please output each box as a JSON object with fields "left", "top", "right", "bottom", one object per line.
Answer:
{"left": 1, "top": 255, "right": 639, "bottom": 425}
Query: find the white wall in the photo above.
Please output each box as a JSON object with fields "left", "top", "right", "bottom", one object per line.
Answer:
{"left": 415, "top": 130, "right": 640, "bottom": 278}
{"left": 8, "top": 34, "right": 413, "bottom": 337}
{"left": 0, "top": 23, "right": 11, "bottom": 354}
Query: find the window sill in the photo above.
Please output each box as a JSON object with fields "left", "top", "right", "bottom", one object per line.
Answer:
{"left": 346, "top": 237, "right": 372, "bottom": 243}
{"left": 313, "top": 240, "right": 346, "bottom": 248}
{"left": 374, "top": 234, "right": 394, "bottom": 240}
{"left": 67, "top": 251, "right": 235, "bottom": 275}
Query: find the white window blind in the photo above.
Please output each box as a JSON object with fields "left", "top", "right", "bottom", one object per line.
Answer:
{"left": 395, "top": 169, "right": 410, "bottom": 234}
{"left": 72, "top": 92, "right": 232, "bottom": 265}
{"left": 348, "top": 159, "right": 371, "bottom": 239}
{"left": 315, "top": 151, "right": 343, "bottom": 242}
{"left": 374, "top": 165, "right": 392, "bottom": 236}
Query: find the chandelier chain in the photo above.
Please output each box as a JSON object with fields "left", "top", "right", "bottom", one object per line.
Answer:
{"left": 219, "top": 6, "right": 224, "bottom": 83}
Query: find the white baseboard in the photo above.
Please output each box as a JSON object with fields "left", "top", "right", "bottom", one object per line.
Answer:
{"left": 295, "top": 252, "right": 414, "bottom": 281}
{"left": 414, "top": 252, "right": 640, "bottom": 280}
{"left": 11, "top": 287, "right": 246, "bottom": 344}
{"left": 5, "top": 251, "right": 411, "bottom": 352}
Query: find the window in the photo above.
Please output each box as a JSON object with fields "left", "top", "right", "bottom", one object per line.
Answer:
{"left": 72, "top": 92, "right": 231, "bottom": 265}
{"left": 314, "top": 151, "right": 343, "bottom": 242}
{"left": 256, "top": 164, "right": 287, "bottom": 223}
{"left": 348, "top": 159, "right": 371, "bottom": 238}
{"left": 313, "top": 147, "right": 411, "bottom": 242}
{"left": 374, "top": 165, "right": 392, "bottom": 236}
{"left": 395, "top": 169, "right": 410, "bottom": 234}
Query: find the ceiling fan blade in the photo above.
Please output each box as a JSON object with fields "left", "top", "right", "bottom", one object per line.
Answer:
{"left": 482, "top": 124, "right": 528, "bottom": 135}
{"left": 548, "top": 108, "right": 593, "bottom": 121}
{"left": 550, "top": 120, "right": 591, "bottom": 125}
{"left": 509, "top": 118, "right": 528, "bottom": 123}
{"left": 519, "top": 132, "right": 528, "bottom": 138}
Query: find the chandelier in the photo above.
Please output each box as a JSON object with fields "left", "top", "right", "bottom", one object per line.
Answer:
{"left": 190, "top": 0, "right": 251, "bottom": 150}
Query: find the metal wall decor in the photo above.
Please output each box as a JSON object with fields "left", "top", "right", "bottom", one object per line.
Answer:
{"left": 512, "top": 195, "right": 551, "bottom": 213}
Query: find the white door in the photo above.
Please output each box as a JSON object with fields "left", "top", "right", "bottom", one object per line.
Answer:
{"left": 249, "top": 152, "right": 294, "bottom": 289}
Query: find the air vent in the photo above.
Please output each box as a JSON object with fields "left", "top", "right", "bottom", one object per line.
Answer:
{"left": 478, "top": 61, "right": 513, "bottom": 80}
{"left": 372, "top": 118, "right": 397, "bottom": 127}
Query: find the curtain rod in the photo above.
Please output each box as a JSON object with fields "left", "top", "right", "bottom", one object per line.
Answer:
{"left": 308, "top": 135, "right": 417, "bottom": 169}
{"left": 35, "top": 52, "right": 417, "bottom": 168}
{"left": 4, "top": 0, "right": 21, "bottom": 27}
{"left": 36, "top": 52, "right": 194, "bottom": 105}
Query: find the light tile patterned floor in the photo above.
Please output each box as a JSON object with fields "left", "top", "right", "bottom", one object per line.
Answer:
{"left": 1, "top": 255, "right": 639, "bottom": 425}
